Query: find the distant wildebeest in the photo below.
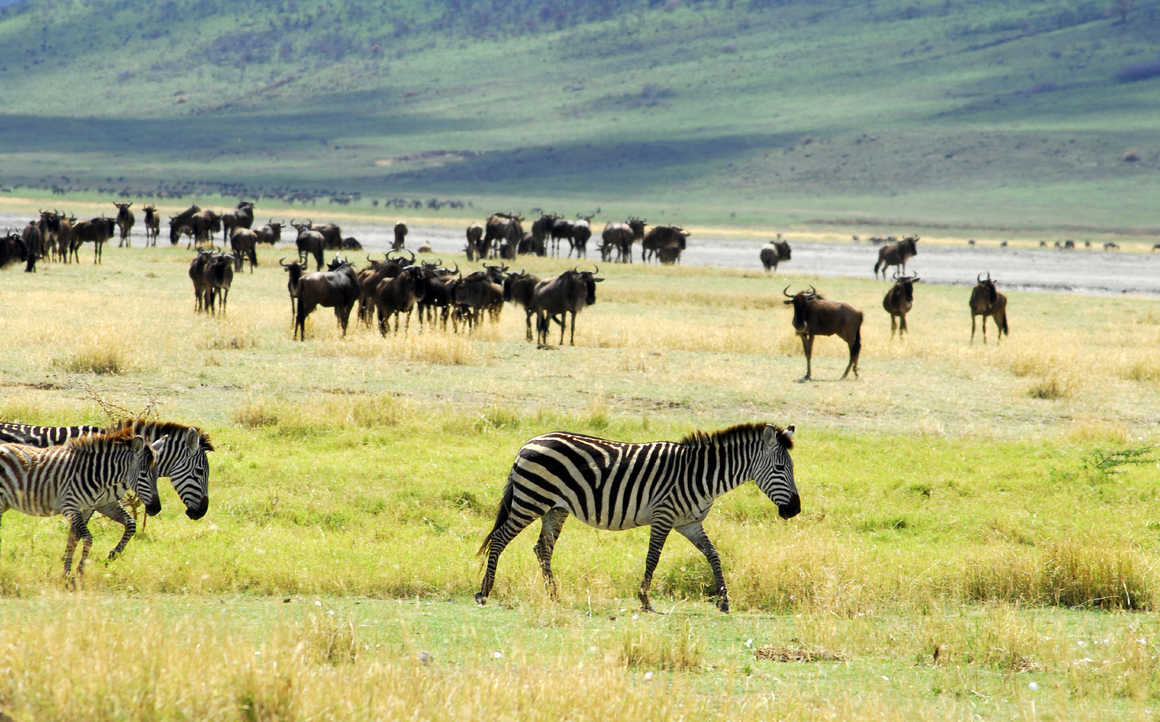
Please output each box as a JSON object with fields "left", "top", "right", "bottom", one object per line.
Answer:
{"left": 969, "top": 272, "right": 1009, "bottom": 344}
{"left": 600, "top": 222, "right": 632, "bottom": 263}
{"left": 393, "top": 222, "right": 408, "bottom": 251}
{"left": 657, "top": 241, "right": 684, "bottom": 264}
{"left": 484, "top": 213, "right": 523, "bottom": 260}
{"left": 759, "top": 236, "right": 791, "bottom": 272}
{"left": 294, "top": 219, "right": 341, "bottom": 249}
{"left": 783, "top": 286, "right": 863, "bottom": 381}
{"left": 293, "top": 256, "right": 359, "bottom": 341}
{"left": 21, "top": 221, "right": 42, "bottom": 267}
{"left": 503, "top": 270, "right": 541, "bottom": 341}
{"left": 0, "top": 232, "right": 31, "bottom": 271}
{"left": 1039, "top": 241, "right": 1048, "bottom": 248}
{"left": 568, "top": 217, "right": 592, "bottom": 259}
{"left": 254, "top": 220, "right": 282, "bottom": 245}
{"left": 873, "top": 235, "right": 918, "bottom": 279}
{"left": 72, "top": 217, "right": 117, "bottom": 264}
{"left": 465, "top": 224, "right": 484, "bottom": 261}
{"left": 1104, "top": 242, "right": 1119, "bottom": 251}
{"left": 142, "top": 205, "right": 160, "bottom": 246}
{"left": 280, "top": 257, "right": 309, "bottom": 326}
{"left": 221, "top": 201, "right": 254, "bottom": 240}
{"left": 626, "top": 217, "right": 647, "bottom": 261}
{"left": 642, "top": 225, "right": 688, "bottom": 263}
{"left": 189, "top": 250, "right": 233, "bottom": 315}
{"left": 113, "top": 202, "right": 134, "bottom": 247}
{"left": 531, "top": 214, "right": 557, "bottom": 256}
{"left": 375, "top": 264, "right": 426, "bottom": 335}
{"left": 1063, "top": 240, "right": 1076, "bottom": 250}
{"left": 229, "top": 228, "right": 259, "bottom": 272}
{"left": 290, "top": 220, "right": 326, "bottom": 271}
{"left": 882, "top": 273, "right": 919, "bottom": 339}
{"left": 1153, "top": 243, "right": 1160, "bottom": 252}
{"left": 38, "top": 210, "right": 61, "bottom": 261}
{"left": 533, "top": 266, "right": 604, "bottom": 345}
{"left": 549, "top": 217, "right": 573, "bottom": 257}
{"left": 356, "top": 250, "right": 414, "bottom": 326}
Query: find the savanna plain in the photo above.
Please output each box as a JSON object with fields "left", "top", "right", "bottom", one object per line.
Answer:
{"left": 1, "top": 228, "right": 1159, "bottom": 720}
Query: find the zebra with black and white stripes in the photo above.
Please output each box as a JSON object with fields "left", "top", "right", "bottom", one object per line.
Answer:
{"left": 0, "top": 427, "right": 165, "bottom": 580}
{"left": 475, "top": 422, "right": 800, "bottom": 612}
{"left": 0, "top": 420, "right": 212, "bottom": 556}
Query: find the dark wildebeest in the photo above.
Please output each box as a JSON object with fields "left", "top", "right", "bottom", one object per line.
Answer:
{"left": 58, "top": 214, "right": 76, "bottom": 263}
{"left": 38, "top": 210, "right": 60, "bottom": 261}
{"left": 221, "top": 201, "right": 255, "bottom": 240}
{"left": 293, "top": 256, "right": 359, "bottom": 341}
{"left": 0, "top": 233, "right": 30, "bottom": 271}
{"left": 192, "top": 209, "right": 221, "bottom": 246}
{"left": 204, "top": 253, "right": 234, "bottom": 315}
{"left": 453, "top": 269, "right": 505, "bottom": 331}
{"left": 254, "top": 220, "right": 282, "bottom": 245}
{"left": 21, "top": 221, "right": 42, "bottom": 267}
{"left": 531, "top": 214, "right": 557, "bottom": 256}
{"left": 642, "top": 225, "right": 688, "bottom": 263}
{"left": 113, "top": 202, "right": 135, "bottom": 247}
{"left": 465, "top": 224, "right": 484, "bottom": 261}
{"left": 310, "top": 221, "right": 343, "bottom": 250}
{"left": 189, "top": 250, "right": 213, "bottom": 313}
{"left": 882, "top": 273, "right": 919, "bottom": 339}
{"left": 230, "top": 228, "right": 259, "bottom": 272}
{"left": 483, "top": 214, "right": 523, "bottom": 260}
{"left": 169, "top": 204, "right": 201, "bottom": 246}
{"left": 626, "top": 217, "right": 646, "bottom": 262}
{"left": 760, "top": 237, "right": 792, "bottom": 271}
{"left": 280, "top": 257, "right": 308, "bottom": 326}
{"left": 392, "top": 221, "right": 408, "bottom": 251}
{"left": 73, "top": 217, "right": 117, "bottom": 264}
{"left": 375, "top": 264, "right": 426, "bottom": 335}
{"left": 657, "top": 241, "right": 684, "bottom": 264}
{"left": 503, "top": 270, "right": 541, "bottom": 342}
{"left": 290, "top": 221, "right": 326, "bottom": 271}
{"left": 873, "top": 235, "right": 918, "bottom": 279}
{"left": 142, "top": 205, "right": 160, "bottom": 246}
{"left": 549, "top": 217, "right": 573, "bottom": 258}
{"left": 532, "top": 266, "right": 604, "bottom": 346}
{"left": 969, "top": 272, "right": 1009, "bottom": 344}
{"left": 416, "top": 261, "right": 459, "bottom": 330}
{"left": 568, "top": 218, "right": 592, "bottom": 259}
{"left": 600, "top": 222, "right": 632, "bottom": 263}
{"left": 341, "top": 236, "right": 363, "bottom": 250}
{"left": 783, "top": 286, "right": 863, "bottom": 381}
{"left": 356, "top": 250, "right": 414, "bottom": 326}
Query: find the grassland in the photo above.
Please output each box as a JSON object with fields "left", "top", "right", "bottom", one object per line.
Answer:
{"left": 0, "top": 229, "right": 1159, "bottom": 718}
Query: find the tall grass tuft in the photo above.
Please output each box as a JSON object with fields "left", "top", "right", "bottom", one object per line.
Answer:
{"left": 619, "top": 618, "right": 702, "bottom": 671}
{"left": 53, "top": 343, "right": 130, "bottom": 375}
{"left": 294, "top": 610, "right": 361, "bottom": 665}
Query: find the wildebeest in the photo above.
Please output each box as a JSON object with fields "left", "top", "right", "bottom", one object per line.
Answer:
{"left": 254, "top": 220, "right": 282, "bottom": 245}
{"left": 392, "top": 222, "right": 408, "bottom": 251}
{"left": 882, "top": 273, "right": 919, "bottom": 338}
{"left": 72, "top": 217, "right": 117, "bottom": 264}
{"left": 568, "top": 217, "right": 592, "bottom": 258}
{"left": 416, "top": 260, "right": 460, "bottom": 330}
{"left": 292, "top": 256, "right": 359, "bottom": 341}
{"left": 189, "top": 250, "right": 233, "bottom": 315}
{"left": 280, "top": 257, "right": 308, "bottom": 325}
{"left": 642, "top": 225, "right": 688, "bottom": 263}
{"left": 1104, "top": 242, "right": 1119, "bottom": 251}
{"left": 38, "top": 210, "right": 61, "bottom": 261}
{"left": 356, "top": 250, "right": 414, "bottom": 326}
{"left": 142, "top": 205, "right": 160, "bottom": 246}
{"left": 783, "top": 286, "right": 863, "bottom": 381}
{"left": 969, "top": 272, "right": 1009, "bottom": 344}
{"left": 465, "top": 224, "right": 484, "bottom": 261}
{"left": 484, "top": 214, "right": 523, "bottom": 260}
{"left": 290, "top": 221, "right": 326, "bottom": 271}
{"left": 759, "top": 236, "right": 791, "bottom": 271}
{"left": 113, "top": 202, "right": 134, "bottom": 247}
{"left": 453, "top": 269, "right": 505, "bottom": 331}
{"left": 21, "top": 221, "right": 42, "bottom": 267}
{"left": 600, "top": 222, "right": 632, "bottom": 263}
{"left": 0, "top": 233, "right": 30, "bottom": 271}
{"left": 375, "top": 264, "right": 426, "bottom": 334}
{"left": 503, "top": 270, "right": 541, "bottom": 341}
{"left": 532, "top": 266, "right": 604, "bottom": 345}
{"left": 531, "top": 214, "right": 557, "bottom": 256}
{"left": 657, "top": 241, "right": 684, "bottom": 264}
{"left": 873, "top": 235, "right": 918, "bottom": 279}
{"left": 221, "top": 201, "right": 254, "bottom": 240}
{"left": 1153, "top": 243, "right": 1160, "bottom": 252}
{"left": 229, "top": 228, "right": 259, "bottom": 272}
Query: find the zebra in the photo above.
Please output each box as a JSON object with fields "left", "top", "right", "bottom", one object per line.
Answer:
{"left": 475, "top": 422, "right": 800, "bottom": 613}
{"left": 0, "top": 420, "right": 212, "bottom": 551}
{"left": 0, "top": 427, "right": 165, "bottom": 580}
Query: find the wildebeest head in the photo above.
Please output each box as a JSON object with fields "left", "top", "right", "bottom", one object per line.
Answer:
{"left": 902, "top": 235, "right": 919, "bottom": 255}
{"left": 893, "top": 273, "right": 919, "bottom": 302}
{"left": 782, "top": 285, "right": 820, "bottom": 333}
{"left": 975, "top": 272, "right": 997, "bottom": 304}
{"left": 280, "top": 256, "right": 306, "bottom": 290}
{"left": 576, "top": 265, "right": 604, "bottom": 305}
{"left": 327, "top": 255, "right": 350, "bottom": 272}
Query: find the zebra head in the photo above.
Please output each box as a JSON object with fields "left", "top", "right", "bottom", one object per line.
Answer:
{"left": 135, "top": 436, "right": 169, "bottom": 517}
{"left": 754, "top": 425, "right": 800, "bottom": 519}
{"left": 162, "top": 427, "right": 212, "bottom": 520}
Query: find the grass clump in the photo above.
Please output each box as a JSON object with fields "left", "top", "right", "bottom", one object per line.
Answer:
{"left": 1027, "top": 374, "right": 1076, "bottom": 400}
{"left": 294, "top": 609, "right": 361, "bottom": 665}
{"left": 620, "top": 618, "right": 703, "bottom": 672}
{"left": 53, "top": 344, "right": 129, "bottom": 375}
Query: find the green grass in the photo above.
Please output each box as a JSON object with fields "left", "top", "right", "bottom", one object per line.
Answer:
{"left": 1, "top": 1, "right": 1159, "bottom": 234}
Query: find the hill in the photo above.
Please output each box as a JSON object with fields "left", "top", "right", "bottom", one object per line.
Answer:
{"left": 1, "top": 0, "right": 1158, "bottom": 234}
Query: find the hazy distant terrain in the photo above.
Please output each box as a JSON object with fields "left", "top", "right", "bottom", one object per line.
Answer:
{"left": 1, "top": 0, "right": 1158, "bottom": 232}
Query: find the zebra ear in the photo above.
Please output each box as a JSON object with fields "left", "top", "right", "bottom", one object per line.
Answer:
{"left": 182, "top": 427, "right": 200, "bottom": 452}
{"left": 130, "top": 435, "right": 145, "bottom": 452}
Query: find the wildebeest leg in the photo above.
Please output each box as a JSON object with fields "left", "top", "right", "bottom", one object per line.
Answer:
{"left": 799, "top": 334, "right": 813, "bottom": 381}
{"left": 970, "top": 314, "right": 977, "bottom": 343}
{"left": 981, "top": 316, "right": 988, "bottom": 344}
{"left": 568, "top": 310, "right": 577, "bottom": 345}
{"left": 841, "top": 327, "right": 861, "bottom": 380}
{"left": 676, "top": 521, "right": 729, "bottom": 613}
{"left": 890, "top": 314, "right": 897, "bottom": 339}
{"left": 534, "top": 507, "right": 569, "bottom": 599}
{"left": 638, "top": 522, "right": 673, "bottom": 613}
{"left": 899, "top": 313, "right": 907, "bottom": 336}
{"left": 525, "top": 309, "right": 534, "bottom": 342}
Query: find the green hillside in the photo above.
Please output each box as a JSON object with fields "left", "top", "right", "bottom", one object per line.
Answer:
{"left": 1, "top": 0, "right": 1158, "bottom": 233}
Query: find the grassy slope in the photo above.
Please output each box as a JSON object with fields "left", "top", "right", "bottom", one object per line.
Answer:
{"left": 1, "top": 0, "right": 1159, "bottom": 233}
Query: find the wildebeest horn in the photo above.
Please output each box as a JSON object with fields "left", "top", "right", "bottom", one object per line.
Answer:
{"left": 591, "top": 264, "right": 599, "bottom": 275}
{"left": 986, "top": 272, "right": 992, "bottom": 282}
{"left": 977, "top": 272, "right": 984, "bottom": 283}
{"left": 782, "top": 285, "right": 794, "bottom": 298}
{"left": 808, "top": 285, "right": 816, "bottom": 296}
{"left": 449, "top": 262, "right": 459, "bottom": 274}
{"left": 280, "top": 257, "right": 289, "bottom": 266}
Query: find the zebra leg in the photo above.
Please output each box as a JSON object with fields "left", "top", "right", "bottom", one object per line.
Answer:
{"left": 62, "top": 512, "right": 93, "bottom": 582}
{"left": 638, "top": 522, "right": 673, "bottom": 613}
{"left": 96, "top": 503, "right": 136, "bottom": 560}
{"left": 533, "top": 508, "right": 569, "bottom": 599}
{"left": 476, "top": 509, "right": 539, "bottom": 605}
{"left": 675, "top": 522, "right": 730, "bottom": 613}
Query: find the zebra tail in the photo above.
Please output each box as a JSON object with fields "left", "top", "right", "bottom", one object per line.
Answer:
{"left": 477, "top": 479, "right": 514, "bottom": 558}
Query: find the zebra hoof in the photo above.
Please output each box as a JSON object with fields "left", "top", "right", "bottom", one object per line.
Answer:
{"left": 717, "top": 598, "right": 730, "bottom": 614}
{"left": 474, "top": 593, "right": 487, "bottom": 606}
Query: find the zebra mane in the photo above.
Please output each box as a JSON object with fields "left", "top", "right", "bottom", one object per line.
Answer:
{"left": 108, "top": 418, "right": 214, "bottom": 451}
{"left": 679, "top": 423, "right": 792, "bottom": 449}
{"left": 66, "top": 425, "right": 136, "bottom": 452}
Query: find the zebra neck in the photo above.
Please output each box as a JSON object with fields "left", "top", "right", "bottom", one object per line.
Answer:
{"left": 683, "top": 441, "right": 757, "bottom": 498}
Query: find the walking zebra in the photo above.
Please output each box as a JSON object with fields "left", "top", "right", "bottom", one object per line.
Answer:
{"left": 476, "top": 422, "right": 800, "bottom": 612}
{"left": 0, "top": 420, "right": 213, "bottom": 553}
{"left": 0, "top": 427, "right": 165, "bottom": 580}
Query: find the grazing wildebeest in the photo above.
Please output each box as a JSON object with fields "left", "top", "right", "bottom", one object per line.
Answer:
{"left": 882, "top": 273, "right": 919, "bottom": 339}
{"left": 416, "top": 261, "right": 459, "bottom": 330}
{"left": 142, "top": 205, "right": 160, "bottom": 246}
{"left": 642, "top": 225, "right": 688, "bottom": 263}
{"left": 782, "top": 286, "right": 863, "bottom": 381}
{"left": 290, "top": 221, "right": 326, "bottom": 271}
{"left": 72, "top": 217, "right": 117, "bottom": 264}
{"left": 221, "top": 201, "right": 254, "bottom": 240}
{"left": 229, "top": 228, "right": 259, "bottom": 272}
{"left": 280, "top": 257, "right": 308, "bottom": 326}
{"left": 375, "top": 265, "right": 426, "bottom": 335}
{"left": 568, "top": 217, "right": 592, "bottom": 258}
{"left": 969, "top": 272, "right": 1009, "bottom": 344}
{"left": 465, "top": 224, "right": 484, "bottom": 261}
{"left": 657, "top": 241, "right": 684, "bottom": 264}
{"left": 254, "top": 220, "right": 282, "bottom": 245}
{"left": 1104, "top": 242, "right": 1119, "bottom": 251}
{"left": 393, "top": 221, "right": 408, "bottom": 251}
{"left": 342, "top": 236, "right": 362, "bottom": 250}
{"left": 532, "top": 266, "right": 604, "bottom": 346}
{"left": 292, "top": 256, "right": 359, "bottom": 341}
{"left": 503, "top": 270, "right": 541, "bottom": 341}
{"left": 760, "top": 236, "right": 792, "bottom": 271}
{"left": 600, "top": 222, "right": 632, "bottom": 263}
{"left": 113, "top": 202, "right": 135, "bottom": 247}
{"left": 873, "top": 235, "right": 918, "bottom": 279}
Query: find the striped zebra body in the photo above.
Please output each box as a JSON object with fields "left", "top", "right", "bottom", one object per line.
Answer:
{"left": 0, "top": 420, "right": 213, "bottom": 559}
{"left": 476, "top": 422, "right": 800, "bottom": 612}
{"left": 0, "top": 428, "right": 164, "bottom": 579}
